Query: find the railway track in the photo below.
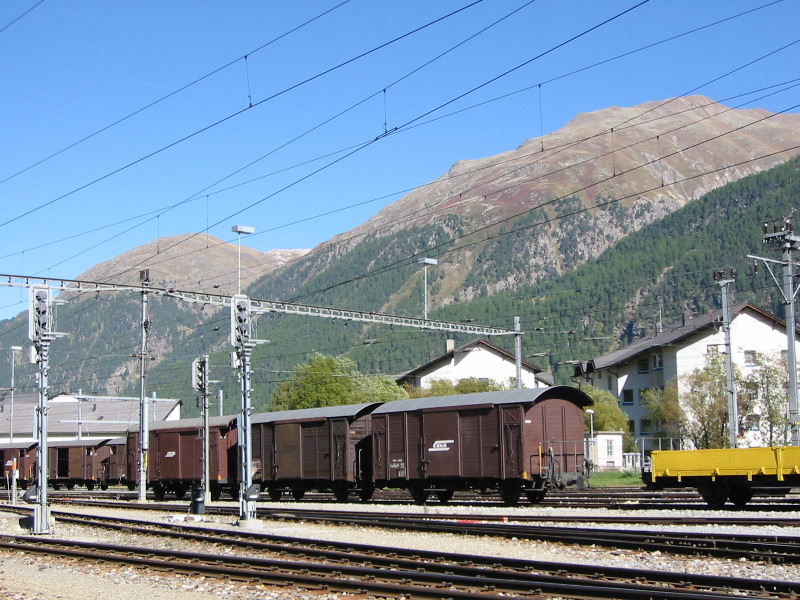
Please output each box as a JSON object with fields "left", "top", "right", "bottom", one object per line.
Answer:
{"left": 2, "top": 509, "right": 797, "bottom": 600}
{"left": 47, "top": 500, "right": 798, "bottom": 536}
{"left": 34, "top": 485, "right": 800, "bottom": 510}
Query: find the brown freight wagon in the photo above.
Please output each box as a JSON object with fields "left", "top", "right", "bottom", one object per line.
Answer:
{"left": 251, "top": 403, "right": 379, "bottom": 501}
{"left": 48, "top": 438, "right": 127, "bottom": 490}
{"left": 127, "top": 416, "right": 238, "bottom": 500}
{"left": 0, "top": 442, "right": 37, "bottom": 489}
{"left": 369, "top": 387, "right": 592, "bottom": 505}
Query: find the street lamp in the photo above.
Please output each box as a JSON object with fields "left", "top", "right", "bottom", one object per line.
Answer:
{"left": 418, "top": 257, "right": 438, "bottom": 320}
{"left": 9, "top": 346, "right": 21, "bottom": 443}
{"left": 231, "top": 225, "right": 255, "bottom": 294}
{"left": 585, "top": 408, "right": 595, "bottom": 468}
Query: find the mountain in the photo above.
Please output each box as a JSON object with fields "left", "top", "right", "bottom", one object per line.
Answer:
{"left": 1, "top": 95, "right": 799, "bottom": 411}
{"left": 277, "top": 95, "right": 800, "bottom": 308}
{"left": 65, "top": 233, "right": 308, "bottom": 295}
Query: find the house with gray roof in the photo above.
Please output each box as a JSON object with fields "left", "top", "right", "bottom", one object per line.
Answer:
{"left": 574, "top": 302, "right": 799, "bottom": 449}
{"left": 0, "top": 392, "right": 182, "bottom": 445}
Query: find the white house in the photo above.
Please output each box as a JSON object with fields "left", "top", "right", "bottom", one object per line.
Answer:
{"left": 575, "top": 302, "right": 799, "bottom": 450}
{"left": 588, "top": 431, "right": 625, "bottom": 472}
{"left": 396, "top": 338, "right": 552, "bottom": 390}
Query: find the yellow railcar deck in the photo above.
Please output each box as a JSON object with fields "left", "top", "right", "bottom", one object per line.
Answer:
{"left": 650, "top": 446, "right": 800, "bottom": 482}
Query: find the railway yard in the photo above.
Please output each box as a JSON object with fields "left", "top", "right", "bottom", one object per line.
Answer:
{"left": 0, "top": 487, "right": 798, "bottom": 600}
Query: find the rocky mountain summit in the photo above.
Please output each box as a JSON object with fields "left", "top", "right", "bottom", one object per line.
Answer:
{"left": 65, "top": 233, "right": 309, "bottom": 297}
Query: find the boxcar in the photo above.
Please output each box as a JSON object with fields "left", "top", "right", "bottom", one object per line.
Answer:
{"left": 0, "top": 442, "right": 37, "bottom": 489}
{"left": 644, "top": 446, "right": 800, "bottom": 507}
{"left": 369, "top": 387, "right": 592, "bottom": 505}
{"left": 252, "top": 403, "right": 379, "bottom": 501}
{"left": 48, "top": 438, "right": 127, "bottom": 490}
{"left": 127, "top": 416, "right": 238, "bottom": 500}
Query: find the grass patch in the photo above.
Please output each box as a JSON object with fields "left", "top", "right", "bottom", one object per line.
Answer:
{"left": 588, "top": 470, "right": 643, "bottom": 487}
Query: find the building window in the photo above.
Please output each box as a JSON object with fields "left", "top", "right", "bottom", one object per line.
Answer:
{"left": 606, "top": 440, "right": 614, "bottom": 454}
{"left": 744, "top": 414, "right": 761, "bottom": 431}
{"left": 622, "top": 389, "right": 634, "bottom": 405}
{"left": 627, "top": 420, "right": 635, "bottom": 433}
{"left": 607, "top": 376, "right": 612, "bottom": 391}
{"left": 639, "top": 388, "right": 651, "bottom": 404}
{"left": 744, "top": 350, "right": 757, "bottom": 366}
{"left": 652, "top": 354, "right": 663, "bottom": 370}
{"left": 637, "top": 358, "right": 649, "bottom": 373}
{"left": 640, "top": 419, "right": 652, "bottom": 435}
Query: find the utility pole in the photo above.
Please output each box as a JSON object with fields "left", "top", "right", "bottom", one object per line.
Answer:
{"left": 137, "top": 270, "right": 150, "bottom": 502}
{"left": 749, "top": 216, "right": 800, "bottom": 446}
{"left": 714, "top": 269, "right": 738, "bottom": 448}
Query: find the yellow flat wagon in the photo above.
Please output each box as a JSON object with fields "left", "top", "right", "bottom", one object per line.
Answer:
{"left": 644, "top": 446, "right": 800, "bottom": 508}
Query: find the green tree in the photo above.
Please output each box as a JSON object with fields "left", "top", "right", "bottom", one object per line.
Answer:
{"left": 582, "top": 386, "right": 635, "bottom": 451}
{"left": 271, "top": 353, "right": 407, "bottom": 411}
{"left": 742, "top": 352, "right": 792, "bottom": 446}
{"left": 681, "top": 354, "right": 731, "bottom": 449}
{"left": 641, "top": 381, "right": 687, "bottom": 442}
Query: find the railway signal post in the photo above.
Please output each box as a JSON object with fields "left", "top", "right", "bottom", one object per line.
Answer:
{"left": 231, "top": 294, "right": 260, "bottom": 522}
{"left": 28, "top": 285, "right": 58, "bottom": 534}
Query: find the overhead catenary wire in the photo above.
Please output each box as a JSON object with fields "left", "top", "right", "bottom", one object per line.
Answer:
{"left": 2, "top": 2, "right": 782, "bottom": 291}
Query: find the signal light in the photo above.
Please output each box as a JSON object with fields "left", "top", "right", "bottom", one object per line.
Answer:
{"left": 231, "top": 294, "right": 252, "bottom": 346}
{"left": 28, "top": 286, "right": 51, "bottom": 341}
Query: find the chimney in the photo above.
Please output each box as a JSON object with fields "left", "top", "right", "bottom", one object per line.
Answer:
{"left": 446, "top": 339, "right": 455, "bottom": 353}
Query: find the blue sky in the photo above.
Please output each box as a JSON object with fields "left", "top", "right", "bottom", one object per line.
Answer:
{"left": 1, "top": 0, "right": 798, "bottom": 321}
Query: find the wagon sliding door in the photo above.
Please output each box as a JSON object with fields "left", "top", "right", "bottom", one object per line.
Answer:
{"left": 330, "top": 417, "right": 349, "bottom": 481}
{"left": 499, "top": 406, "right": 523, "bottom": 479}
{"left": 421, "top": 410, "right": 460, "bottom": 478}
{"left": 274, "top": 423, "right": 301, "bottom": 479}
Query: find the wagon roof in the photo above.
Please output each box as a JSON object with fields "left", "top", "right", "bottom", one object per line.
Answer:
{"left": 40, "top": 438, "right": 116, "bottom": 449}
{"left": 132, "top": 414, "right": 238, "bottom": 432}
{"left": 372, "top": 386, "right": 592, "bottom": 414}
{"left": 251, "top": 402, "right": 380, "bottom": 425}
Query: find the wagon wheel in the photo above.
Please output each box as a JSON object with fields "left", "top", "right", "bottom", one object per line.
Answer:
{"left": 210, "top": 486, "right": 222, "bottom": 501}
{"left": 173, "top": 486, "right": 187, "bottom": 500}
{"left": 697, "top": 482, "right": 728, "bottom": 508}
{"left": 435, "top": 489, "right": 454, "bottom": 504}
{"left": 332, "top": 482, "right": 350, "bottom": 502}
{"left": 85, "top": 483, "right": 94, "bottom": 492}
{"left": 499, "top": 481, "right": 522, "bottom": 506}
{"left": 152, "top": 484, "right": 166, "bottom": 501}
{"left": 526, "top": 489, "right": 546, "bottom": 504}
{"left": 66, "top": 483, "right": 75, "bottom": 491}
{"left": 291, "top": 487, "right": 306, "bottom": 501}
{"left": 358, "top": 485, "right": 374, "bottom": 501}
{"left": 267, "top": 487, "right": 282, "bottom": 501}
{"left": 728, "top": 485, "right": 753, "bottom": 508}
{"left": 409, "top": 483, "right": 429, "bottom": 505}
{"left": 52, "top": 484, "right": 61, "bottom": 491}
{"left": 100, "top": 484, "right": 109, "bottom": 491}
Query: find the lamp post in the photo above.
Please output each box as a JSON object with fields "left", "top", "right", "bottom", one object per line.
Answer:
{"left": 8, "top": 346, "right": 21, "bottom": 443}
{"left": 418, "top": 257, "right": 438, "bottom": 320}
{"left": 586, "top": 408, "right": 595, "bottom": 468}
{"left": 232, "top": 225, "right": 255, "bottom": 294}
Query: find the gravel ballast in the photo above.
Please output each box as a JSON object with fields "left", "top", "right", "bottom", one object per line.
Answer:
{"left": 0, "top": 501, "right": 798, "bottom": 599}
